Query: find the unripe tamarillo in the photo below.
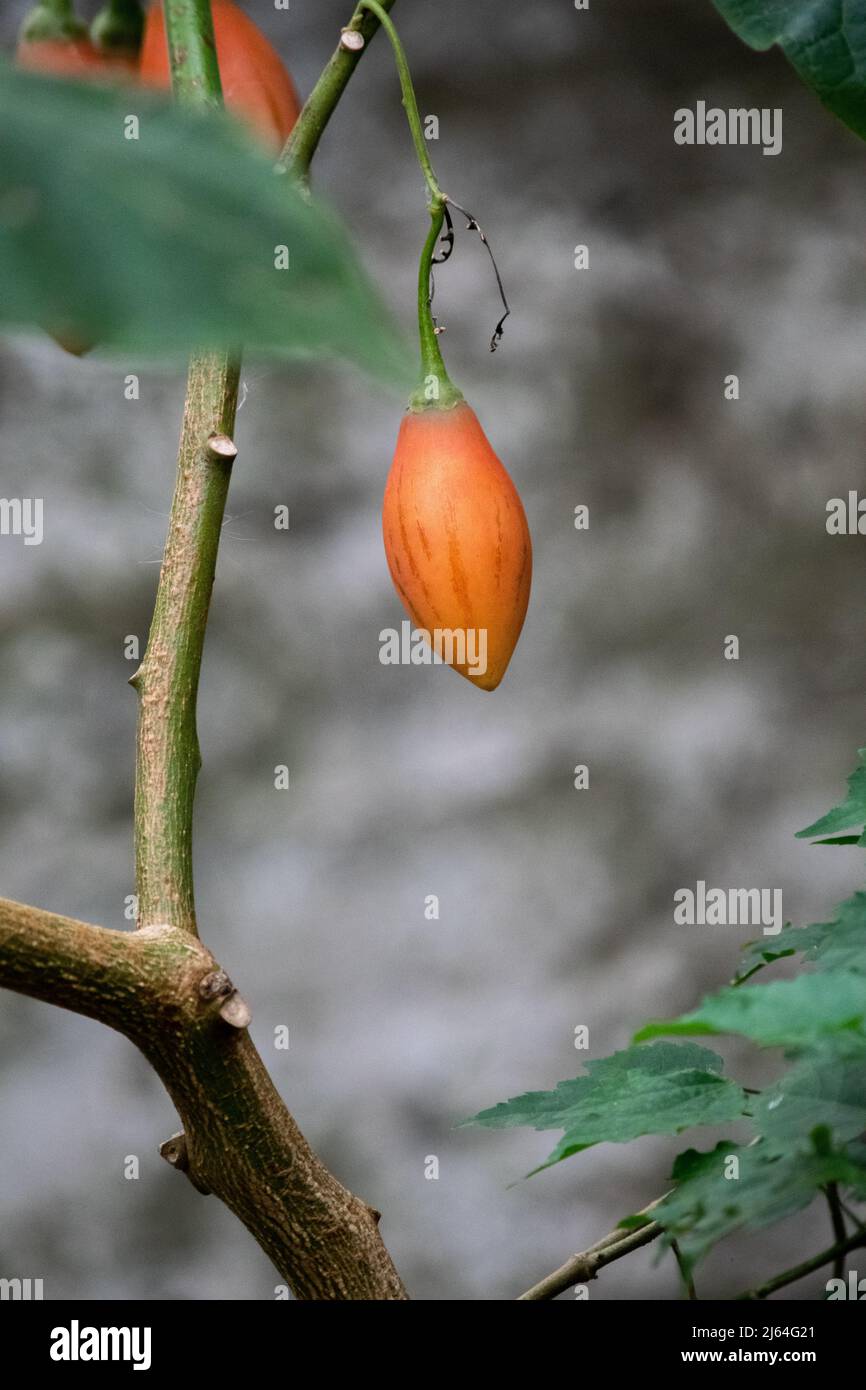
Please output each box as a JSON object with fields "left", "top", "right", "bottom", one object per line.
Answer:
{"left": 139, "top": 1, "right": 301, "bottom": 153}
{"left": 382, "top": 402, "right": 532, "bottom": 691}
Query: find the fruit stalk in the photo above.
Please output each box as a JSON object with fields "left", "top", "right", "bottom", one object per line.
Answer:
{"left": 356, "top": 0, "right": 463, "bottom": 407}
{"left": 358, "top": 0, "right": 440, "bottom": 200}
{"left": 412, "top": 197, "right": 463, "bottom": 410}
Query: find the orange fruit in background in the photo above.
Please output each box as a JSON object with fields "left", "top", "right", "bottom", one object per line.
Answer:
{"left": 382, "top": 403, "right": 532, "bottom": 692}
{"left": 16, "top": 26, "right": 137, "bottom": 356}
{"left": 17, "top": 37, "right": 108, "bottom": 74}
{"left": 139, "top": 0, "right": 301, "bottom": 153}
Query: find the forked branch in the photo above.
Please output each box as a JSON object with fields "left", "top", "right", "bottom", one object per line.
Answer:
{"left": 0, "top": 896, "right": 405, "bottom": 1298}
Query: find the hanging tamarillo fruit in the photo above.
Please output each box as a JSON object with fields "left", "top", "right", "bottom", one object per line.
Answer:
{"left": 139, "top": 1, "right": 301, "bottom": 154}
{"left": 383, "top": 398, "right": 532, "bottom": 692}
{"left": 364, "top": 3, "right": 531, "bottom": 691}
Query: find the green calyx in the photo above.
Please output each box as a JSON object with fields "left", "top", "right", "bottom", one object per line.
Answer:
{"left": 354, "top": 4, "right": 464, "bottom": 413}
{"left": 91, "top": 0, "right": 144, "bottom": 56}
{"left": 20, "top": 1, "right": 87, "bottom": 44}
{"left": 408, "top": 366, "right": 464, "bottom": 413}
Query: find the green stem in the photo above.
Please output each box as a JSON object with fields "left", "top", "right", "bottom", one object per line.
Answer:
{"left": 277, "top": 0, "right": 455, "bottom": 405}
{"left": 277, "top": 0, "right": 399, "bottom": 180}
{"left": 133, "top": 1, "right": 235, "bottom": 935}
{"left": 409, "top": 201, "right": 463, "bottom": 411}
{"left": 163, "top": 0, "right": 223, "bottom": 110}
{"left": 357, "top": 0, "right": 442, "bottom": 200}
{"left": 671, "top": 1239, "right": 698, "bottom": 1299}
{"left": 20, "top": 0, "right": 87, "bottom": 43}
{"left": 826, "top": 1183, "right": 848, "bottom": 1279}
{"left": 352, "top": 0, "right": 461, "bottom": 409}
{"left": 838, "top": 1198, "right": 866, "bottom": 1232}
{"left": 132, "top": 357, "right": 239, "bottom": 934}
{"left": 736, "top": 1230, "right": 866, "bottom": 1300}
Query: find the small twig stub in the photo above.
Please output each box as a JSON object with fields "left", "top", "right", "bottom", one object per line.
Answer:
{"left": 219, "top": 992, "right": 252, "bottom": 1029}
{"left": 160, "top": 1132, "right": 212, "bottom": 1195}
{"left": 160, "top": 1131, "right": 189, "bottom": 1170}
{"left": 206, "top": 433, "right": 238, "bottom": 463}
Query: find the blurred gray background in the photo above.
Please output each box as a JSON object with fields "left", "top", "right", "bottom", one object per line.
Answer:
{"left": 2, "top": 0, "right": 866, "bottom": 1301}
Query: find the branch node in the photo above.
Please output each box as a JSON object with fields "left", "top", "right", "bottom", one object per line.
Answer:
{"left": 198, "top": 968, "right": 233, "bottom": 1002}
{"left": 198, "top": 968, "right": 251, "bottom": 1030}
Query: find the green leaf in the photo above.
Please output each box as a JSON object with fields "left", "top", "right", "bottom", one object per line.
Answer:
{"left": 755, "top": 1041, "right": 866, "bottom": 1149}
{"left": 653, "top": 1138, "right": 866, "bottom": 1272}
{"left": 645, "top": 1037, "right": 866, "bottom": 1270}
{"left": 636, "top": 971, "right": 866, "bottom": 1048}
{"left": 462, "top": 1043, "right": 748, "bottom": 1173}
{"left": 737, "top": 891, "right": 866, "bottom": 981}
{"left": 796, "top": 748, "right": 866, "bottom": 844}
{"left": 0, "top": 64, "right": 411, "bottom": 382}
{"left": 712, "top": 1, "right": 866, "bottom": 143}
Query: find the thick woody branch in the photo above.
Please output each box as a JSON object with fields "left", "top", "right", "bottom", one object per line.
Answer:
{"left": 0, "top": 895, "right": 406, "bottom": 1299}
{"left": 0, "top": 895, "right": 199, "bottom": 1027}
